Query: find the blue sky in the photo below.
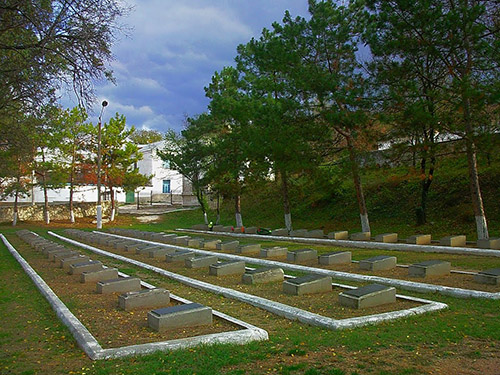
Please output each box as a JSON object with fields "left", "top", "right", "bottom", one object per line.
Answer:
{"left": 82, "top": 0, "right": 312, "bottom": 134}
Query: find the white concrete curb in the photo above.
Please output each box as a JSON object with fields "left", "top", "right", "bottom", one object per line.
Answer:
{"left": 101, "top": 231, "right": 500, "bottom": 300}
{"left": 52, "top": 231, "right": 448, "bottom": 331}
{"left": 180, "top": 229, "right": 500, "bottom": 258}
{"left": 1, "top": 233, "right": 268, "bottom": 360}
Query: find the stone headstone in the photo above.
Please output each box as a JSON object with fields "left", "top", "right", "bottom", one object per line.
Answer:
{"left": 216, "top": 240, "right": 239, "bottom": 251}
{"left": 166, "top": 250, "right": 195, "bottom": 263}
{"left": 286, "top": 249, "right": 318, "bottom": 263}
{"left": 408, "top": 260, "right": 451, "bottom": 277}
{"left": 118, "top": 288, "right": 170, "bottom": 311}
{"left": 283, "top": 274, "right": 332, "bottom": 295}
{"left": 271, "top": 228, "right": 288, "bottom": 236}
{"left": 407, "top": 234, "right": 431, "bottom": 245}
{"left": 244, "top": 227, "right": 258, "bottom": 234}
{"left": 147, "top": 303, "right": 212, "bottom": 332}
{"left": 350, "top": 232, "right": 371, "bottom": 241}
{"left": 209, "top": 260, "right": 246, "bottom": 276}
{"left": 328, "top": 231, "right": 349, "bottom": 240}
{"left": 306, "top": 230, "right": 324, "bottom": 239}
{"left": 339, "top": 284, "right": 396, "bottom": 309}
{"left": 80, "top": 268, "right": 119, "bottom": 283}
{"left": 318, "top": 251, "right": 352, "bottom": 265}
{"left": 477, "top": 238, "right": 500, "bottom": 250}
{"left": 473, "top": 268, "right": 500, "bottom": 285}
{"left": 359, "top": 255, "right": 397, "bottom": 271}
{"left": 96, "top": 277, "right": 142, "bottom": 294}
{"left": 203, "top": 239, "right": 222, "bottom": 250}
{"left": 440, "top": 235, "right": 466, "bottom": 247}
{"left": 69, "top": 260, "right": 103, "bottom": 275}
{"left": 237, "top": 243, "right": 261, "bottom": 255}
{"left": 260, "top": 247, "right": 288, "bottom": 258}
{"left": 185, "top": 255, "right": 218, "bottom": 269}
{"left": 375, "top": 233, "right": 398, "bottom": 243}
{"left": 242, "top": 267, "right": 284, "bottom": 285}
{"left": 289, "top": 229, "right": 308, "bottom": 237}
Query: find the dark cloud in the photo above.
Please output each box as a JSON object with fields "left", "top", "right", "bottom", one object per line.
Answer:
{"left": 89, "top": 0, "right": 311, "bottom": 133}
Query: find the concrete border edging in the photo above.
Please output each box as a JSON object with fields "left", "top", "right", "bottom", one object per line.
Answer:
{"left": 53, "top": 231, "right": 448, "bottom": 331}
{"left": 180, "top": 229, "right": 500, "bottom": 258}
{"left": 100, "top": 231, "right": 500, "bottom": 300}
{"left": 1, "top": 233, "right": 268, "bottom": 360}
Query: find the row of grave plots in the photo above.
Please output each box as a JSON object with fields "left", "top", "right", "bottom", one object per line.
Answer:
{"left": 57, "top": 228, "right": 451, "bottom": 328}
{"left": 10, "top": 229, "right": 266, "bottom": 355}
{"left": 191, "top": 224, "right": 500, "bottom": 250}
{"left": 98, "top": 228, "right": 500, "bottom": 296}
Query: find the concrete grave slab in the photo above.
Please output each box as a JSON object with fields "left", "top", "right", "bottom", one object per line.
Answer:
{"left": 242, "top": 267, "right": 284, "bottom": 285}
{"left": 148, "top": 303, "right": 212, "bottom": 332}
{"left": 409, "top": 260, "right": 451, "bottom": 277}
{"left": 185, "top": 255, "right": 218, "bottom": 269}
{"left": 440, "top": 235, "right": 466, "bottom": 247}
{"left": 96, "top": 277, "right": 142, "bottom": 294}
{"left": 339, "top": 284, "right": 396, "bottom": 309}
{"left": 186, "top": 238, "right": 204, "bottom": 248}
{"left": 237, "top": 244, "right": 261, "bottom": 255}
{"left": 244, "top": 227, "right": 258, "bottom": 234}
{"left": 233, "top": 227, "right": 244, "bottom": 233}
{"left": 287, "top": 249, "right": 318, "bottom": 263}
{"left": 191, "top": 224, "right": 209, "bottom": 231}
{"left": 80, "top": 268, "right": 119, "bottom": 283}
{"left": 174, "top": 236, "right": 191, "bottom": 246}
{"left": 221, "top": 226, "right": 234, "bottom": 232}
{"left": 474, "top": 268, "right": 500, "bottom": 285}
{"left": 375, "top": 233, "right": 398, "bottom": 243}
{"left": 203, "top": 239, "right": 222, "bottom": 250}
{"left": 118, "top": 288, "right": 170, "bottom": 311}
{"left": 157, "top": 234, "right": 177, "bottom": 244}
{"left": 216, "top": 241, "right": 240, "bottom": 251}
{"left": 148, "top": 248, "right": 176, "bottom": 258}
{"left": 45, "top": 247, "right": 71, "bottom": 258}
{"left": 48, "top": 250, "right": 77, "bottom": 262}
{"left": 350, "top": 232, "right": 371, "bottom": 241}
{"left": 318, "top": 251, "right": 352, "bottom": 265}
{"left": 359, "top": 255, "right": 397, "bottom": 271}
{"left": 328, "top": 231, "right": 349, "bottom": 240}
{"left": 69, "top": 260, "right": 103, "bottom": 275}
{"left": 115, "top": 241, "right": 138, "bottom": 250}
{"left": 209, "top": 260, "right": 246, "bottom": 276}
{"left": 60, "top": 255, "right": 90, "bottom": 270}
{"left": 52, "top": 251, "right": 80, "bottom": 263}
{"left": 407, "top": 234, "right": 432, "bottom": 245}
{"left": 306, "top": 230, "right": 324, "bottom": 239}
{"left": 477, "top": 238, "right": 500, "bottom": 250}
{"left": 283, "top": 274, "right": 332, "bottom": 295}
{"left": 165, "top": 250, "right": 195, "bottom": 263}
{"left": 212, "top": 225, "right": 224, "bottom": 232}
{"left": 260, "top": 247, "right": 288, "bottom": 258}
{"left": 271, "top": 228, "right": 288, "bottom": 236}
{"left": 136, "top": 246, "right": 163, "bottom": 255}
{"left": 290, "top": 229, "right": 308, "bottom": 237}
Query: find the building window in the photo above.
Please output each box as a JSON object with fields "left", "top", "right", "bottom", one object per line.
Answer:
{"left": 162, "top": 180, "right": 171, "bottom": 194}
{"left": 162, "top": 160, "right": 170, "bottom": 169}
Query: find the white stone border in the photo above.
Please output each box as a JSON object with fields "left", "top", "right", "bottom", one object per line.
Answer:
{"left": 180, "top": 229, "right": 500, "bottom": 258}
{"left": 100, "top": 231, "right": 500, "bottom": 300}
{"left": 0, "top": 233, "right": 268, "bottom": 360}
{"left": 51, "top": 231, "right": 448, "bottom": 331}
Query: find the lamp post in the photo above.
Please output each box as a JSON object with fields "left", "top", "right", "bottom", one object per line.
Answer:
{"left": 96, "top": 100, "right": 108, "bottom": 229}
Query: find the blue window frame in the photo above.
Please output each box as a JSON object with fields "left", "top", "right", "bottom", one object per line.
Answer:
{"left": 162, "top": 180, "right": 171, "bottom": 194}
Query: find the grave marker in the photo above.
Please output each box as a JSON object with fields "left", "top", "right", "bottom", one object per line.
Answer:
{"left": 283, "top": 274, "right": 332, "bottom": 295}
{"left": 408, "top": 260, "right": 451, "bottom": 277}
{"left": 118, "top": 288, "right": 170, "bottom": 311}
{"left": 339, "top": 284, "right": 396, "bottom": 309}
{"left": 359, "top": 255, "right": 397, "bottom": 271}
{"left": 96, "top": 277, "right": 142, "bottom": 294}
{"left": 209, "top": 260, "right": 246, "bottom": 276}
{"left": 147, "top": 303, "right": 212, "bottom": 332}
{"left": 318, "top": 251, "right": 352, "bottom": 265}
{"left": 242, "top": 267, "right": 284, "bottom": 285}
{"left": 327, "top": 231, "right": 349, "bottom": 240}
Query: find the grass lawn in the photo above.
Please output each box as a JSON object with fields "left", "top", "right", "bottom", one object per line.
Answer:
{"left": 1, "top": 211, "right": 500, "bottom": 375}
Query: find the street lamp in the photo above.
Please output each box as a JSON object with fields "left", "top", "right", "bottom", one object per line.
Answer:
{"left": 96, "top": 100, "right": 108, "bottom": 229}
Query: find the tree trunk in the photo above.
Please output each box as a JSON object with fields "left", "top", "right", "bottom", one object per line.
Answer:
{"left": 417, "top": 155, "right": 435, "bottom": 226}
{"left": 280, "top": 169, "right": 292, "bottom": 233}
{"left": 464, "top": 116, "right": 489, "bottom": 239}
{"left": 13, "top": 183, "right": 19, "bottom": 227}
{"left": 69, "top": 144, "right": 76, "bottom": 223}
{"left": 216, "top": 192, "right": 221, "bottom": 225}
{"left": 346, "top": 134, "right": 370, "bottom": 233}
{"left": 110, "top": 186, "right": 115, "bottom": 222}
{"left": 195, "top": 188, "right": 209, "bottom": 225}
{"left": 235, "top": 194, "right": 243, "bottom": 228}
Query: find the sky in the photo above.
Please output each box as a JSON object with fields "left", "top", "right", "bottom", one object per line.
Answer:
{"left": 81, "top": 0, "right": 312, "bottom": 134}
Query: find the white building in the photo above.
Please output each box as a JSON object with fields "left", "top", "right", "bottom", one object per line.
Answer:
{"left": 134, "top": 141, "right": 198, "bottom": 206}
{"left": 1, "top": 141, "right": 197, "bottom": 206}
